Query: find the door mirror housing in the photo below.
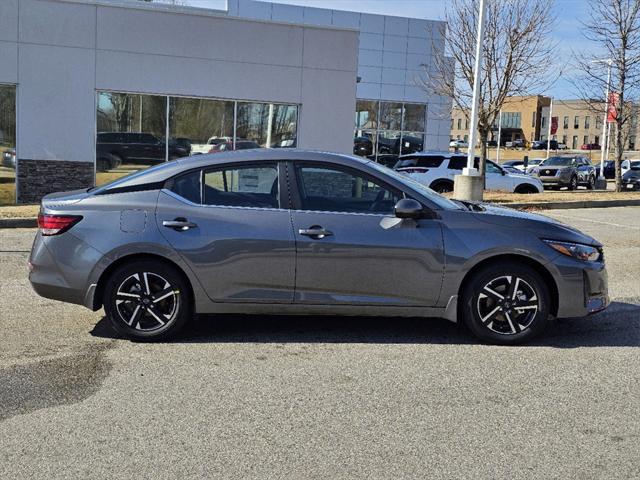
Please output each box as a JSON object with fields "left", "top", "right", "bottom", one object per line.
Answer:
{"left": 394, "top": 198, "right": 424, "bottom": 219}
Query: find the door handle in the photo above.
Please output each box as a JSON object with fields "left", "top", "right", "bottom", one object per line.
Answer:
{"left": 163, "top": 218, "right": 198, "bottom": 231}
{"left": 299, "top": 226, "right": 333, "bottom": 239}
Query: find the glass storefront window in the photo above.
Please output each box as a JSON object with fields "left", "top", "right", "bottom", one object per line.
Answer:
{"left": 96, "top": 92, "right": 171, "bottom": 185}
{"left": 97, "top": 92, "right": 297, "bottom": 184}
{"left": 235, "top": 102, "right": 298, "bottom": 149}
{"left": 379, "top": 102, "right": 403, "bottom": 131}
{"left": 353, "top": 100, "right": 427, "bottom": 163}
{"left": 0, "top": 85, "right": 16, "bottom": 205}
{"left": 355, "top": 100, "right": 378, "bottom": 130}
{"left": 169, "top": 97, "right": 234, "bottom": 155}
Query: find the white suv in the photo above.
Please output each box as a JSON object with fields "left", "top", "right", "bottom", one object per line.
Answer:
{"left": 394, "top": 152, "right": 544, "bottom": 194}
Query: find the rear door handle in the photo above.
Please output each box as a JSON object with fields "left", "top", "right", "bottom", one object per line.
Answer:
{"left": 299, "top": 226, "right": 333, "bottom": 239}
{"left": 163, "top": 218, "right": 198, "bottom": 231}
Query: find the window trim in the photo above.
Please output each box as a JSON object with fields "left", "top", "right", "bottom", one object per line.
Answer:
{"left": 288, "top": 161, "right": 406, "bottom": 216}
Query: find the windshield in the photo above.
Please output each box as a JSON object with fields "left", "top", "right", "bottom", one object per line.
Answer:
{"left": 366, "top": 161, "right": 463, "bottom": 210}
{"left": 542, "top": 157, "right": 572, "bottom": 166}
{"left": 630, "top": 161, "right": 640, "bottom": 169}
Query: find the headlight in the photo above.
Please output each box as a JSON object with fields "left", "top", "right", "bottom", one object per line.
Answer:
{"left": 542, "top": 239, "right": 601, "bottom": 262}
{"left": 531, "top": 167, "right": 540, "bottom": 174}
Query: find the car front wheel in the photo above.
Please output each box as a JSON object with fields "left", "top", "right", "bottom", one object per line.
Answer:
{"left": 568, "top": 175, "right": 578, "bottom": 190}
{"left": 461, "top": 262, "right": 550, "bottom": 345}
{"left": 104, "top": 260, "right": 192, "bottom": 341}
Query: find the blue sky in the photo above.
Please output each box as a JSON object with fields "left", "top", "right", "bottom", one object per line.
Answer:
{"left": 170, "top": 0, "right": 592, "bottom": 99}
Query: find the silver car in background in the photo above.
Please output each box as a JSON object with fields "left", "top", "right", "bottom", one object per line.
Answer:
{"left": 29, "top": 150, "right": 609, "bottom": 345}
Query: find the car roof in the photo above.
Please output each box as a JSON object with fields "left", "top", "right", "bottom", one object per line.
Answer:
{"left": 399, "top": 150, "right": 468, "bottom": 159}
{"left": 91, "top": 149, "right": 372, "bottom": 192}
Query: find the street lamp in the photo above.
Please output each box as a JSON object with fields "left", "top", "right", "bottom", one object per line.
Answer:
{"left": 592, "top": 58, "right": 612, "bottom": 189}
{"left": 453, "top": 0, "right": 486, "bottom": 201}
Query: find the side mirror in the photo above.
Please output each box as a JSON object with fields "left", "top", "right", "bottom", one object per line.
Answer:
{"left": 394, "top": 198, "right": 424, "bottom": 219}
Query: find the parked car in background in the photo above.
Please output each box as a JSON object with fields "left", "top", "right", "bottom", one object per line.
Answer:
{"left": 208, "top": 140, "right": 261, "bottom": 153}
{"left": 502, "top": 165, "right": 523, "bottom": 175}
{"left": 1, "top": 147, "right": 16, "bottom": 169}
{"left": 602, "top": 160, "right": 615, "bottom": 178}
{"left": 621, "top": 159, "right": 640, "bottom": 176}
{"left": 449, "top": 139, "right": 468, "bottom": 149}
{"left": 581, "top": 143, "right": 601, "bottom": 151}
{"left": 525, "top": 158, "right": 546, "bottom": 174}
{"left": 531, "top": 139, "right": 558, "bottom": 150}
{"left": 190, "top": 136, "right": 233, "bottom": 155}
{"left": 532, "top": 156, "right": 596, "bottom": 190}
{"left": 486, "top": 139, "right": 498, "bottom": 147}
{"left": 502, "top": 160, "right": 526, "bottom": 171}
{"left": 557, "top": 143, "right": 568, "bottom": 150}
{"left": 173, "top": 138, "right": 192, "bottom": 156}
{"left": 29, "top": 149, "right": 609, "bottom": 345}
{"left": 622, "top": 161, "right": 640, "bottom": 190}
{"left": 394, "top": 152, "right": 543, "bottom": 193}
{"left": 96, "top": 132, "right": 189, "bottom": 171}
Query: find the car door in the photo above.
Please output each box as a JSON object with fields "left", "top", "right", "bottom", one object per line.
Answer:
{"left": 156, "top": 161, "right": 296, "bottom": 303}
{"left": 485, "top": 161, "right": 510, "bottom": 191}
{"left": 289, "top": 162, "right": 444, "bottom": 306}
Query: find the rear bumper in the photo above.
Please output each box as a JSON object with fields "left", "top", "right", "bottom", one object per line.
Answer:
{"left": 29, "top": 231, "right": 103, "bottom": 309}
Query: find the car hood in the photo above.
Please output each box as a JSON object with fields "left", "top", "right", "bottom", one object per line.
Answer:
{"left": 623, "top": 169, "right": 640, "bottom": 180}
{"left": 467, "top": 202, "right": 601, "bottom": 246}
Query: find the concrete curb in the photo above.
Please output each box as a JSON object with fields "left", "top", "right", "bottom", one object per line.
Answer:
{"left": 495, "top": 199, "right": 640, "bottom": 210}
{"left": 0, "top": 199, "right": 639, "bottom": 227}
{"left": 0, "top": 217, "right": 37, "bottom": 229}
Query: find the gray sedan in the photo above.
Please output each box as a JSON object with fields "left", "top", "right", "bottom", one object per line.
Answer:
{"left": 29, "top": 149, "right": 609, "bottom": 345}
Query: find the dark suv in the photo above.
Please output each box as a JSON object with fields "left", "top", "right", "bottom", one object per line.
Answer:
{"left": 96, "top": 132, "right": 189, "bottom": 171}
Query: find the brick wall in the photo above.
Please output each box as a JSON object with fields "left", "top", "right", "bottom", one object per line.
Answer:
{"left": 17, "top": 159, "right": 94, "bottom": 204}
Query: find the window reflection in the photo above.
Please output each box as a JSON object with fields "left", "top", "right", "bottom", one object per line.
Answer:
{"left": 96, "top": 92, "right": 174, "bottom": 186}
{"left": 0, "top": 85, "right": 16, "bottom": 205}
{"left": 97, "top": 92, "right": 298, "bottom": 184}
{"left": 353, "top": 100, "right": 427, "bottom": 163}
{"left": 169, "top": 97, "right": 234, "bottom": 155}
{"left": 234, "top": 102, "right": 298, "bottom": 150}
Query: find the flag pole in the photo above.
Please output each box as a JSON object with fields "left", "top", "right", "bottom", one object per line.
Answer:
{"left": 546, "top": 98, "right": 553, "bottom": 159}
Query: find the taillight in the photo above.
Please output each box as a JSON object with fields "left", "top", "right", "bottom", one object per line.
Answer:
{"left": 37, "top": 214, "right": 82, "bottom": 236}
{"left": 398, "top": 167, "right": 429, "bottom": 174}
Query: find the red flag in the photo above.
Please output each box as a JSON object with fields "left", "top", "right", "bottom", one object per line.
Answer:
{"left": 550, "top": 116, "right": 558, "bottom": 135}
{"left": 607, "top": 92, "right": 619, "bottom": 123}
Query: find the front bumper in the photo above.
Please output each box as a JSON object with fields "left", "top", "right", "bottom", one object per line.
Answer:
{"left": 538, "top": 176, "right": 570, "bottom": 186}
{"left": 548, "top": 254, "right": 610, "bottom": 318}
{"left": 623, "top": 180, "right": 640, "bottom": 190}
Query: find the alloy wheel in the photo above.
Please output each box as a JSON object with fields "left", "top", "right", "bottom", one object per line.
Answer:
{"left": 115, "top": 272, "right": 179, "bottom": 331}
{"left": 476, "top": 275, "right": 539, "bottom": 335}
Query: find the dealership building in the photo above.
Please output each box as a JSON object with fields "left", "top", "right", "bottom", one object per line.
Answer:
{"left": 0, "top": 0, "right": 450, "bottom": 204}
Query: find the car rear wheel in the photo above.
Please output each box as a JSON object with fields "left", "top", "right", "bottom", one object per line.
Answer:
{"left": 104, "top": 261, "right": 192, "bottom": 341}
{"left": 429, "top": 180, "right": 454, "bottom": 194}
{"left": 461, "top": 262, "right": 550, "bottom": 345}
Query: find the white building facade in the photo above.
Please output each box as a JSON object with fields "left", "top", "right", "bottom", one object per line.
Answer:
{"left": 0, "top": 0, "right": 449, "bottom": 204}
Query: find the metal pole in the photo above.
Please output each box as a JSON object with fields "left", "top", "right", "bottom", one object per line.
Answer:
{"left": 496, "top": 110, "right": 502, "bottom": 163}
{"left": 465, "top": 0, "right": 487, "bottom": 174}
{"left": 546, "top": 98, "right": 553, "bottom": 159}
{"left": 599, "top": 60, "right": 612, "bottom": 178}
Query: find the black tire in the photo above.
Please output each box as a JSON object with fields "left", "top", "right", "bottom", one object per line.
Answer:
{"left": 461, "top": 261, "right": 551, "bottom": 345}
{"left": 568, "top": 175, "right": 578, "bottom": 190}
{"left": 104, "top": 260, "right": 192, "bottom": 341}
{"left": 430, "top": 180, "right": 454, "bottom": 194}
{"left": 514, "top": 184, "right": 539, "bottom": 194}
{"left": 587, "top": 175, "right": 595, "bottom": 190}
{"left": 110, "top": 153, "right": 123, "bottom": 168}
{"left": 96, "top": 157, "right": 110, "bottom": 172}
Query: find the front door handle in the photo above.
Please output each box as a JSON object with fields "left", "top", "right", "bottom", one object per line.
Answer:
{"left": 299, "top": 226, "right": 333, "bottom": 239}
{"left": 163, "top": 217, "right": 198, "bottom": 231}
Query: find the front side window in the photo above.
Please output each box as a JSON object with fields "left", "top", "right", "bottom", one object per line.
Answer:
{"left": 486, "top": 162, "right": 502, "bottom": 174}
{"left": 296, "top": 165, "right": 401, "bottom": 214}
{"left": 203, "top": 163, "right": 279, "bottom": 208}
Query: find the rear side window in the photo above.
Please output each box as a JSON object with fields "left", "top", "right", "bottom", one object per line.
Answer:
{"left": 396, "top": 155, "right": 444, "bottom": 169}
{"left": 447, "top": 156, "right": 479, "bottom": 170}
{"left": 203, "top": 163, "right": 279, "bottom": 208}
{"left": 170, "top": 170, "right": 201, "bottom": 204}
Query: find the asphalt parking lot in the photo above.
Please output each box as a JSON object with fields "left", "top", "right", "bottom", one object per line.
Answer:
{"left": 0, "top": 206, "right": 638, "bottom": 479}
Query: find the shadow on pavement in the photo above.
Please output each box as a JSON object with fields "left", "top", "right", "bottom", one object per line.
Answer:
{"left": 90, "top": 301, "right": 639, "bottom": 348}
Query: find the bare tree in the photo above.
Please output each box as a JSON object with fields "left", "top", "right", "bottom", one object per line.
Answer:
{"left": 424, "top": 0, "right": 555, "bottom": 187}
{"left": 573, "top": 0, "right": 640, "bottom": 191}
